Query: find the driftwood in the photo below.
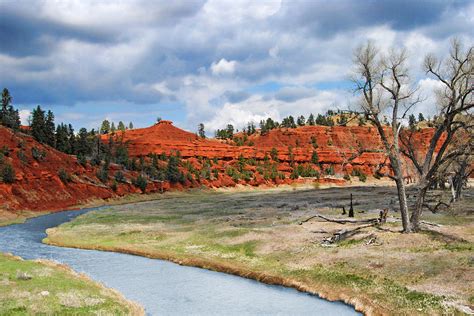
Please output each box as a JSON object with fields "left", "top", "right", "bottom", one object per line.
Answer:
{"left": 321, "top": 223, "right": 375, "bottom": 244}
{"left": 300, "top": 209, "right": 390, "bottom": 245}
{"left": 299, "top": 210, "right": 387, "bottom": 226}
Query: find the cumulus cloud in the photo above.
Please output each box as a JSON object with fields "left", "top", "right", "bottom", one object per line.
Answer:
{"left": 0, "top": 0, "right": 472, "bottom": 130}
{"left": 19, "top": 109, "right": 31, "bottom": 126}
{"left": 204, "top": 88, "right": 352, "bottom": 132}
{"left": 210, "top": 58, "right": 237, "bottom": 75}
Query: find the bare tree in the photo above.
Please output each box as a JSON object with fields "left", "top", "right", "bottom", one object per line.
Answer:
{"left": 352, "top": 42, "right": 420, "bottom": 233}
{"left": 399, "top": 39, "right": 473, "bottom": 231}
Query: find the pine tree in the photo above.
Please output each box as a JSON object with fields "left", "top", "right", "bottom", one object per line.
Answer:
{"left": 265, "top": 118, "right": 276, "bottom": 131}
{"left": 198, "top": 123, "right": 206, "bottom": 138}
{"left": 408, "top": 114, "right": 416, "bottom": 129}
{"left": 100, "top": 120, "right": 110, "bottom": 134}
{"left": 55, "top": 124, "right": 70, "bottom": 153}
{"left": 259, "top": 120, "right": 268, "bottom": 135}
{"left": 297, "top": 115, "right": 306, "bottom": 126}
{"left": 418, "top": 113, "right": 425, "bottom": 122}
{"left": 45, "top": 110, "right": 56, "bottom": 147}
{"left": 307, "top": 113, "right": 315, "bottom": 126}
{"left": 31, "top": 106, "right": 47, "bottom": 143}
{"left": 128, "top": 122, "right": 134, "bottom": 130}
{"left": 166, "top": 155, "right": 181, "bottom": 183}
{"left": 67, "top": 124, "right": 75, "bottom": 154}
{"left": 226, "top": 124, "right": 234, "bottom": 139}
{"left": 76, "top": 128, "right": 91, "bottom": 156}
{"left": 0, "top": 88, "right": 20, "bottom": 130}
{"left": 111, "top": 122, "right": 116, "bottom": 133}
{"left": 118, "top": 121, "right": 126, "bottom": 132}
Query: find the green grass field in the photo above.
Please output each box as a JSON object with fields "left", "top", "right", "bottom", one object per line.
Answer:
{"left": 0, "top": 253, "right": 143, "bottom": 315}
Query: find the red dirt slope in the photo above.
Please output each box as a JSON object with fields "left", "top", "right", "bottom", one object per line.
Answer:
{"left": 0, "top": 127, "right": 163, "bottom": 211}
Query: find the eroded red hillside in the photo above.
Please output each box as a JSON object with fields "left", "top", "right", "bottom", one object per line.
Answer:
{"left": 113, "top": 121, "right": 437, "bottom": 177}
{"left": 1, "top": 121, "right": 443, "bottom": 212}
{"left": 0, "top": 127, "right": 167, "bottom": 211}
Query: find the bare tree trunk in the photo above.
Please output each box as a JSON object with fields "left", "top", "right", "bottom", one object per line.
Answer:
{"left": 393, "top": 166, "right": 411, "bottom": 232}
{"left": 449, "top": 175, "right": 456, "bottom": 202}
{"left": 410, "top": 181, "right": 429, "bottom": 231}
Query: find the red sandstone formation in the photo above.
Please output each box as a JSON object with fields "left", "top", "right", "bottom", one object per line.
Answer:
{"left": 111, "top": 121, "right": 436, "bottom": 177}
{"left": 0, "top": 120, "right": 444, "bottom": 213}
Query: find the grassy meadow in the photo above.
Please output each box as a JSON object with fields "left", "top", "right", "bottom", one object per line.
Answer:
{"left": 0, "top": 253, "right": 143, "bottom": 315}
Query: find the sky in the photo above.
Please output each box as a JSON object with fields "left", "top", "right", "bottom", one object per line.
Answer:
{"left": 0, "top": 0, "right": 473, "bottom": 134}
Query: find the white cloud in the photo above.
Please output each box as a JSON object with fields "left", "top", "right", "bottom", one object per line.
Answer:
{"left": 204, "top": 89, "right": 352, "bottom": 132}
{"left": 19, "top": 109, "right": 31, "bottom": 126}
{"left": 210, "top": 58, "right": 237, "bottom": 76}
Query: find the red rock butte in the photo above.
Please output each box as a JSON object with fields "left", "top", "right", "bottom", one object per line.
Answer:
{"left": 106, "top": 120, "right": 437, "bottom": 176}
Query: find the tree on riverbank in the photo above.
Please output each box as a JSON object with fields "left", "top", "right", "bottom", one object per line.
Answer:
{"left": 400, "top": 39, "right": 473, "bottom": 231}
{"left": 352, "top": 38, "right": 473, "bottom": 232}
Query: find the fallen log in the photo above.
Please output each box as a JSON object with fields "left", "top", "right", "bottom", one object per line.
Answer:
{"left": 321, "top": 223, "right": 375, "bottom": 244}
{"left": 298, "top": 214, "right": 379, "bottom": 225}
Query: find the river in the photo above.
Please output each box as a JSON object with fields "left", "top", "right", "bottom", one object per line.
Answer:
{"left": 0, "top": 207, "right": 360, "bottom": 315}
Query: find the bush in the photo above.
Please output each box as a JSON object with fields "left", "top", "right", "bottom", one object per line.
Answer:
{"left": 0, "top": 164, "right": 15, "bottom": 183}
{"left": 17, "top": 150, "right": 27, "bottom": 164}
{"left": 77, "top": 154, "right": 87, "bottom": 167}
{"left": 270, "top": 147, "right": 279, "bottom": 162}
{"left": 133, "top": 174, "right": 147, "bottom": 193}
{"left": 96, "top": 167, "right": 109, "bottom": 183}
{"left": 351, "top": 168, "right": 367, "bottom": 182}
{"left": 111, "top": 180, "right": 118, "bottom": 192}
{"left": 31, "top": 147, "right": 47, "bottom": 161}
{"left": 343, "top": 174, "right": 351, "bottom": 181}
{"left": 114, "top": 171, "right": 126, "bottom": 183}
{"left": 325, "top": 165, "right": 335, "bottom": 175}
{"left": 290, "top": 168, "right": 299, "bottom": 180}
{"left": 58, "top": 168, "right": 71, "bottom": 183}
{"left": 311, "top": 151, "right": 319, "bottom": 164}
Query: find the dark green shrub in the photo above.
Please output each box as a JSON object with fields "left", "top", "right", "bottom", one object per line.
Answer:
{"left": 270, "top": 148, "right": 279, "bottom": 162}
{"left": 31, "top": 147, "right": 47, "bottom": 161}
{"left": 311, "top": 151, "right": 319, "bottom": 164}
{"left": 77, "top": 154, "right": 87, "bottom": 167}
{"left": 325, "top": 165, "right": 335, "bottom": 175}
{"left": 58, "top": 168, "right": 71, "bottom": 183}
{"left": 231, "top": 172, "right": 240, "bottom": 182}
{"left": 114, "top": 171, "right": 126, "bottom": 183}
{"left": 343, "top": 174, "right": 351, "bottom": 181}
{"left": 358, "top": 173, "right": 367, "bottom": 182}
{"left": 90, "top": 155, "right": 102, "bottom": 166}
{"left": 290, "top": 168, "right": 299, "bottom": 179}
{"left": 133, "top": 174, "right": 147, "bottom": 193}
{"left": 17, "top": 150, "right": 27, "bottom": 164}
{"left": 111, "top": 180, "right": 118, "bottom": 192}
{"left": 96, "top": 167, "right": 109, "bottom": 183}
{"left": 166, "top": 155, "right": 182, "bottom": 183}
{"left": 0, "top": 164, "right": 15, "bottom": 183}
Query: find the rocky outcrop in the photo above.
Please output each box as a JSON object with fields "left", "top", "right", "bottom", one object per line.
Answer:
{"left": 0, "top": 121, "right": 442, "bottom": 212}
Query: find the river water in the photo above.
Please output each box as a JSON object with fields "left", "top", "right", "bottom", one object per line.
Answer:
{"left": 0, "top": 208, "right": 360, "bottom": 315}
